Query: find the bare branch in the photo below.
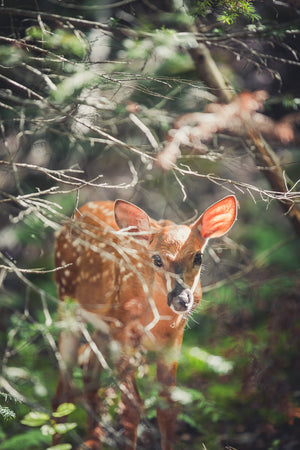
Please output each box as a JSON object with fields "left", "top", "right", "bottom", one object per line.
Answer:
{"left": 0, "top": 7, "right": 111, "bottom": 33}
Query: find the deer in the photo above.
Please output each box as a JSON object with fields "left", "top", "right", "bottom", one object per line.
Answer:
{"left": 52, "top": 195, "right": 238, "bottom": 450}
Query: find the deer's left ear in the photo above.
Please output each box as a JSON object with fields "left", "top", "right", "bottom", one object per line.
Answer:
{"left": 114, "top": 200, "right": 151, "bottom": 240}
{"left": 194, "top": 195, "right": 238, "bottom": 239}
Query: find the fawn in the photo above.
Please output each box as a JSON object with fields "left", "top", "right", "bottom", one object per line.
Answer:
{"left": 53, "top": 195, "right": 237, "bottom": 449}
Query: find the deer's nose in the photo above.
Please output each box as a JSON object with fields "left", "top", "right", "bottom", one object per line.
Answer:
{"left": 167, "top": 284, "right": 193, "bottom": 313}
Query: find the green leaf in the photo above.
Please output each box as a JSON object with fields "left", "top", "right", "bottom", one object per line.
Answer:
{"left": 26, "top": 26, "right": 88, "bottom": 58}
{"left": 0, "top": 46, "right": 23, "bottom": 66}
{"left": 47, "top": 445, "right": 72, "bottom": 450}
{"left": 52, "top": 403, "right": 76, "bottom": 418}
{"left": 41, "top": 424, "right": 56, "bottom": 436}
{"left": 21, "top": 411, "right": 50, "bottom": 427}
{"left": 54, "top": 422, "right": 77, "bottom": 434}
{"left": 178, "top": 412, "right": 198, "bottom": 429}
{"left": 52, "top": 70, "right": 97, "bottom": 103}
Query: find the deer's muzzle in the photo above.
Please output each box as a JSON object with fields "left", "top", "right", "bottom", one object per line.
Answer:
{"left": 167, "top": 282, "right": 193, "bottom": 313}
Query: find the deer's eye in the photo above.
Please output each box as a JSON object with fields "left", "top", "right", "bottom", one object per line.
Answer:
{"left": 193, "top": 252, "right": 202, "bottom": 267}
{"left": 152, "top": 254, "right": 163, "bottom": 267}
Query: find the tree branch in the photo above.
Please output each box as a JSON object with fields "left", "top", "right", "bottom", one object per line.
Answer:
{"left": 0, "top": 7, "right": 111, "bottom": 32}
{"left": 248, "top": 131, "right": 300, "bottom": 236}
{"left": 189, "top": 43, "right": 234, "bottom": 103}
{"left": 187, "top": 41, "right": 300, "bottom": 236}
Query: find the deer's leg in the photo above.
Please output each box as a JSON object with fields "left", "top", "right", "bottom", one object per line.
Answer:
{"left": 52, "top": 327, "right": 81, "bottom": 445}
{"left": 156, "top": 358, "right": 179, "bottom": 450}
{"left": 79, "top": 341, "right": 103, "bottom": 450}
{"left": 119, "top": 373, "right": 143, "bottom": 450}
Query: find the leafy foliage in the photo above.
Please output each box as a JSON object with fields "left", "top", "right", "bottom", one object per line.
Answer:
{"left": 17, "top": 404, "right": 77, "bottom": 449}
{"left": 191, "top": 0, "right": 261, "bottom": 23}
{"left": 0, "top": 429, "right": 51, "bottom": 450}
{"left": 0, "top": 406, "right": 16, "bottom": 422}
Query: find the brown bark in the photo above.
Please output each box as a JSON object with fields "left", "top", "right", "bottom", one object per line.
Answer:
{"left": 189, "top": 43, "right": 234, "bottom": 104}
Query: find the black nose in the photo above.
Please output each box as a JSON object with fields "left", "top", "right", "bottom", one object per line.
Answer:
{"left": 167, "top": 286, "right": 193, "bottom": 312}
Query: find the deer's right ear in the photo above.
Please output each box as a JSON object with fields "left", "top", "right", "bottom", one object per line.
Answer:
{"left": 114, "top": 200, "right": 151, "bottom": 240}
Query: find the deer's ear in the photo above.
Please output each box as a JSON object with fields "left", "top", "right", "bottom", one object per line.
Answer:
{"left": 114, "top": 200, "right": 151, "bottom": 240}
{"left": 194, "top": 195, "right": 238, "bottom": 239}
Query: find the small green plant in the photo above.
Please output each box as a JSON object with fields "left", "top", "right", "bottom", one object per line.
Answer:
{"left": 21, "top": 403, "right": 77, "bottom": 450}
{"left": 191, "top": 0, "right": 261, "bottom": 24}
{"left": 0, "top": 392, "right": 18, "bottom": 423}
{"left": 190, "top": 0, "right": 214, "bottom": 17}
{"left": 218, "top": 0, "right": 261, "bottom": 24}
{"left": 0, "top": 405, "right": 16, "bottom": 422}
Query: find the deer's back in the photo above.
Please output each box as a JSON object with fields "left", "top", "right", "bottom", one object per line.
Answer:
{"left": 54, "top": 201, "right": 151, "bottom": 324}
